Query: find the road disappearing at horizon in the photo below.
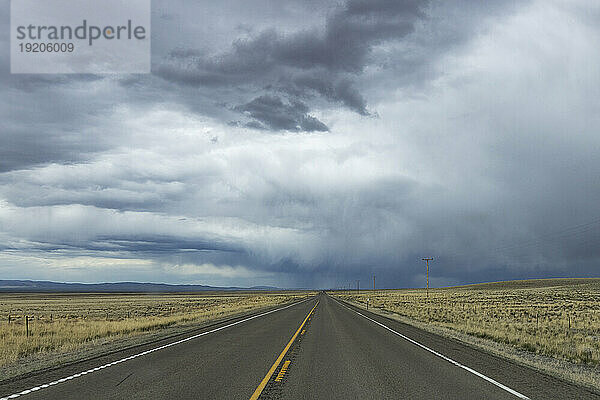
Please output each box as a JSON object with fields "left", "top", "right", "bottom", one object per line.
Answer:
{"left": 1, "top": 293, "right": 598, "bottom": 399}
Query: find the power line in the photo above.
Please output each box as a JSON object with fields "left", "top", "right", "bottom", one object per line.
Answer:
{"left": 442, "top": 216, "right": 600, "bottom": 261}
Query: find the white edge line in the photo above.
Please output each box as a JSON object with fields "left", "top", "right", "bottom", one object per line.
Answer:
{"left": 332, "top": 297, "right": 531, "bottom": 400}
{"left": 0, "top": 298, "right": 313, "bottom": 400}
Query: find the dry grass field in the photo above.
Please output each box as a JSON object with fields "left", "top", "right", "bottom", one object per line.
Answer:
{"left": 0, "top": 291, "right": 309, "bottom": 369}
{"left": 334, "top": 278, "right": 600, "bottom": 366}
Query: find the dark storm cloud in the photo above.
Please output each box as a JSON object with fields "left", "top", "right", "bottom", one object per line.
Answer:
{"left": 283, "top": 75, "right": 369, "bottom": 116}
{"left": 0, "top": 91, "right": 112, "bottom": 172}
{"left": 234, "top": 95, "right": 329, "bottom": 132}
{"left": 155, "top": 0, "right": 427, "bottom": 129}
{"left": 247, "top": 0, "right": 423, "bottom": 74}
{"left": 0, "top": 5, "right": 109, "bottom": 172}
{"left": 0, "top": 0, "right": 501, "bottom": 174}
{"left": 158, "top": 0, "right": 424, "bottom": 78}
{"left": 84, "top": 234, "right": 244, "bottom": 254}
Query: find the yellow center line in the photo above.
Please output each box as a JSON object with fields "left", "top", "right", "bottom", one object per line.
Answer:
{"left": 249, "top": 300, "right": 319, "bottom": 400}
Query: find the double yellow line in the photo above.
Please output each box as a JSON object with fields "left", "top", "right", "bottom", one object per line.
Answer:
{"left": 249, "top": 300, "right": 319, "bottom": 400}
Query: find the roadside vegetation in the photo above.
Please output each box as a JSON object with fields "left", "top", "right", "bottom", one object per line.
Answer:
{"left": 0, "top": 292, "right": 309, "bottom": 369}
{"left": 334, "top": 279, "right": 600, "bottom": 365}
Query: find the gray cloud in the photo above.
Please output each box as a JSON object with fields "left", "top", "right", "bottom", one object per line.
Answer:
{"left": 155, "top": 0, "right": 427, "bottom": 129}
{"left": 284, "top": 75, "right": 369, "bottom": 116}
{"left": 234, "top": 95, "right": 329, "bottom": 132}
{"left": 1, "top": 0, "right": 600, "bottom": 288}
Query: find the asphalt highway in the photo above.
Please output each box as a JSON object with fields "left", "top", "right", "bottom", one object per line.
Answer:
{"left": 1, "top": 293, "right": 598, "bottom": 399}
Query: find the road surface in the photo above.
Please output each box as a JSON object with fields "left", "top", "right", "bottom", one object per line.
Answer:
{"left": 1, "top": 293, "right": 598, "bottom": 399}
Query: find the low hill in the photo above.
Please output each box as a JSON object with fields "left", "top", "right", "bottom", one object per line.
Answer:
{"left": 0, "top": 280, "right": 279, "bottom": 293}
{"left": 448, "top": 277, "right": 600, "bottom": 290}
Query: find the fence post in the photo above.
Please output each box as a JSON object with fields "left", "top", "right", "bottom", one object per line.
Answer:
{"left": 26, "top": 315, "right": 29, "bottom": 337}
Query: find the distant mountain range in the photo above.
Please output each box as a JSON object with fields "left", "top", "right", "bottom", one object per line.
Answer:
{"left": 0, "top": 280, "right": 279, "bottom": 293}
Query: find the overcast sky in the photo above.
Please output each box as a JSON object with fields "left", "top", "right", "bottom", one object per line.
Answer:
{"left": 1, "top": 0, "right": 599, "bottom": 288}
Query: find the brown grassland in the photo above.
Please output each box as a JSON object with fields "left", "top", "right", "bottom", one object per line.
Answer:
{"left": 0, "top": 291, "right": 310, "bottom": 372}
{"left": 334, "top": 278, "right": 600, "bottom": 366}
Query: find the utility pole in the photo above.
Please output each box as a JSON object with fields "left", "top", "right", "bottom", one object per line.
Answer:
{"left": 373, "top": 274, "right": 376, "bottom": 291}
{"left": 357, "top": 280, "right": 360, "bottom": 294}
{"left": 422, "top": 257, "right": 434, "bottom": 298}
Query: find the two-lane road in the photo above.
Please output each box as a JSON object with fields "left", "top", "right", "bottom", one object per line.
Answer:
{"left": 1, "top": 293, "right": 598, "bottom": 399}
